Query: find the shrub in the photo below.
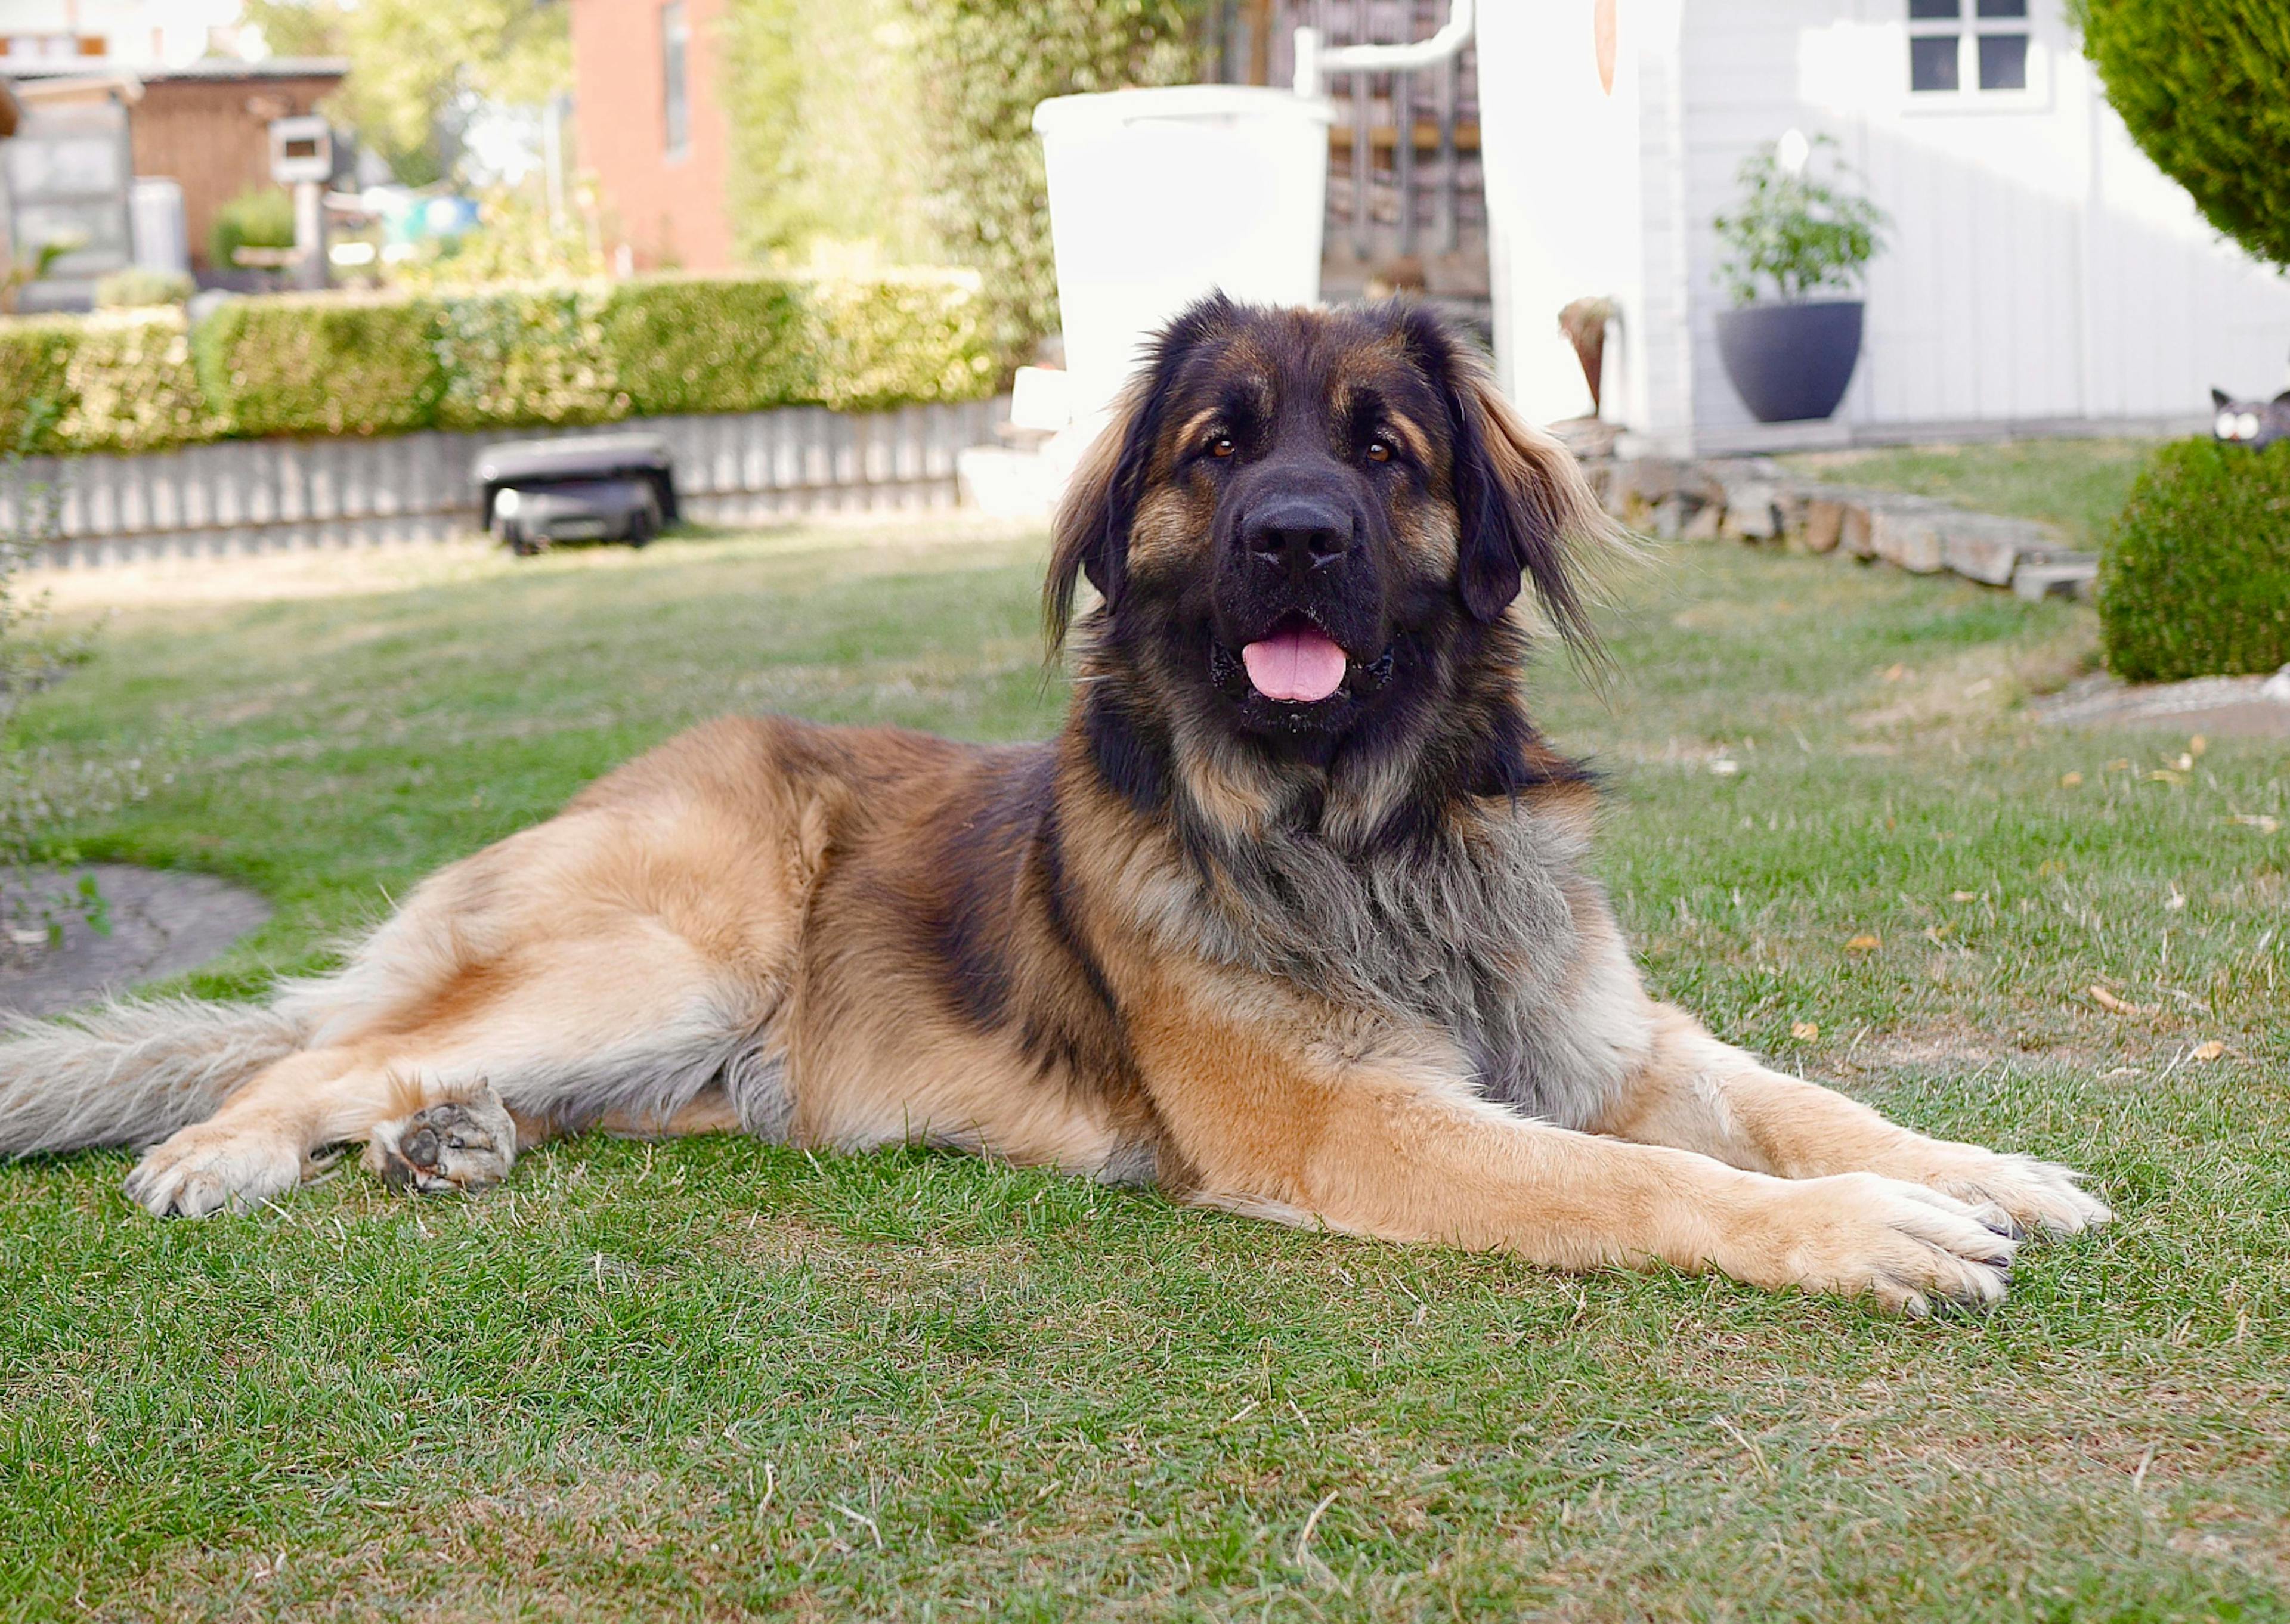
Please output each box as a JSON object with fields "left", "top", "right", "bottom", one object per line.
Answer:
{"left": 0, "top": 318, "right": 79, "bottom": 454}
{"left": 7, "top": 271, "right": 992, "bottom": 453}
{"left": 193, "top": 293, "right": 452, "bottom": 438}
{"left": 802, "top": 271, "right": 995, "bottom": 411}
{"left": 2074, "top": 1, "right": 2290, "bottom": 271}
{"left": 209, "top": 187, "right": 297, "bottom": 271}
{"left": 94, "top": 268, "right": 194, "bottom": 309}
{"left": 2097, "top": 438, "right": 2290, "bottom": 681}
{"left": 434, "top": 284, "right": 624, "bottom": 431}
{"left": 56, "top": 311, "right": 212, "bottom": 454}
{"left": 596, "top": 275, "right": 813, "bottom": 417}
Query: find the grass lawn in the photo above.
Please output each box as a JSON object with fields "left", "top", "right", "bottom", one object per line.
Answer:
{"left": 3, "top": 520, "right": 2286, "bottom": 1621}
{"left": 1780, "top": 438, "right": 2158, "bottom": 549}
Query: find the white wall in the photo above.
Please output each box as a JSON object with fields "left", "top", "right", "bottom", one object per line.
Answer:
{"left": 1480, "top": 0, "right": 2290, "bottom": 442}
{"left": 1478, "top": 0, "right": 1672, "bottom": 427}
{"left": 1679, "top": 0, "right": 2290, "bottom": 436}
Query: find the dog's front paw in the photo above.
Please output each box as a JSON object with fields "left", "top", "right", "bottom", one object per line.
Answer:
{"left": 1923, "top": 1151, "right": 2113, "bottom": 1241}
{"left": 125, "top": 1124, "right": 304, "bottom": 1218}
{"left": 1735, "top": 1171, "right": 2020, "bottom": 1316}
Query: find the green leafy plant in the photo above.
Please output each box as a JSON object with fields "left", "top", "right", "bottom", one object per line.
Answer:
{"left": 92, "top": 269, "right": 194, "bottom": 309}
{"left": 2074, "top": 0, "right": 2290, "bottom": 271}
{"left": 1712, "top": 135, "right": 1889, "bottom": 305}
{"left": 2097, "top": 437, "right": 2290, "bottom": 681}
{"left": 208, "top": 187, "right": 297, "bottom": 272}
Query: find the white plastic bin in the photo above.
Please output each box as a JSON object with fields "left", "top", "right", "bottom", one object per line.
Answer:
{"left": 1032, "top": 86, "right": 1333, "bottom": 422}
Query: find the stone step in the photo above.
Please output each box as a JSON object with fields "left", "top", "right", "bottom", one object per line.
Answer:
{"left": 2011, "top": 554, "right": 2099, "bottom": 602}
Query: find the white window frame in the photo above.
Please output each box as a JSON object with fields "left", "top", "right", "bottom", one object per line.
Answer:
{"left": 1904, "top": 0, "right": 2051, "bottom": 116}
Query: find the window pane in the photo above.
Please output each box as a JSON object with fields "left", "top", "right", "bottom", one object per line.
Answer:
{"left": 1908, "top": 0, "right": 1961, "bottom": 17}
{"left": 1978, "top": 32, "right": 2029, "bottom": 89}
{"left": 1976, "top": 0, "right": 2027, "bottom": 16}
{"left": 1910, "top": 33, "right": 1960, "bottom": 91}
{"left": 662, "top": 0, "right": 689, "bottom": 157}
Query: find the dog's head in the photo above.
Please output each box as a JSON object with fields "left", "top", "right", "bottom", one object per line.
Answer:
{"left": 1048, "top": 296, "right": 1620, "bottom": 815}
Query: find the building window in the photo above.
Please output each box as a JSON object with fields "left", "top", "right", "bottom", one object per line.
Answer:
{"left": 1908, "top": 0, "right": 2030, "bottom": 95}
{"left": 661, "top": 1, "right": 690, "bottom": 160}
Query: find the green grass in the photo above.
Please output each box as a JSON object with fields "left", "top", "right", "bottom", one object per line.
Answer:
{"left": 3, "top": 522, "right": 2286, "bottom": 1620}
{"left": 1780, "top": 438, "right": 2158, "bottom": 549}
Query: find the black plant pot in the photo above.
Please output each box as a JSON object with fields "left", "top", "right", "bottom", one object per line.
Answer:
{"left": 1715, "top": 299, "right": 1864, "bottom": 423}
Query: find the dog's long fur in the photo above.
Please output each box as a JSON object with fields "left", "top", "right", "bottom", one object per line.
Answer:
{"left": 0, "top": 299, "right": 2108, "bottom": 1312}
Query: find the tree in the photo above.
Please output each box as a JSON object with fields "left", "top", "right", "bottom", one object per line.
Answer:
{"left": 903, "top": 0, "right": 1205, "bottom": 372}
{"left": 2075, "top": 0, "right": 2290, "bottom": 270}
{"left": 242, "top": 0, "right": 569, "bottom": 187}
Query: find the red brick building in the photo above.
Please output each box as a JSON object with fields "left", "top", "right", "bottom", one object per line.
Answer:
{"left": 567, "top": 0, "right": 734, "bottom": 272}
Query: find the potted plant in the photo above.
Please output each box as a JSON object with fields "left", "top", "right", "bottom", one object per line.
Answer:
{"left": 1711, "top": 132, "right": 1888, "bottom": 423}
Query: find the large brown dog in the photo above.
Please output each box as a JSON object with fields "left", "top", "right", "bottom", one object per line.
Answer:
{"left": 0, "top": 298, "right": 2108, "bottom": 1313}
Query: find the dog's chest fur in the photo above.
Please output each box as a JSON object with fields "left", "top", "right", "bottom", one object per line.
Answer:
{"left": 1168, "top": 792, "right": 1642, "bottom": 1130}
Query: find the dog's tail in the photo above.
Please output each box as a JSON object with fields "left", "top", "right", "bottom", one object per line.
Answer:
{"left": 0, "top": 997, "right": 311, "bottom": 1158}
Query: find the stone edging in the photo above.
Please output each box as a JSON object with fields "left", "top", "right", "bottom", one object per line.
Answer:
{"left": 1588, "top": 455, "right": 2097, "bottom": 602}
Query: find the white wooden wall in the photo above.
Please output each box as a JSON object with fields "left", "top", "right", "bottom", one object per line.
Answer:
{"left": 1673, "top": 0, "right": 2290, "bottom": 438}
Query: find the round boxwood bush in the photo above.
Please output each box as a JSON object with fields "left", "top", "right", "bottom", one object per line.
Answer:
{"left": 2097, "top": 438, "right": 2290, "bottom": 681}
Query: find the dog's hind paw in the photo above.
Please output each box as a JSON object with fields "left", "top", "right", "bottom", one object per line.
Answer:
{"left": 363, "top": 1083, "right": 517, "bottom": 1197}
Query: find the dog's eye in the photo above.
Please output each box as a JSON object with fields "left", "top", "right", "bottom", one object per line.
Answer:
{"left": 1366, "top": 439, "right": 1393, "bottom": 464}
{"left": 1208, "top": 435, "right": 1236, "bottom": 459}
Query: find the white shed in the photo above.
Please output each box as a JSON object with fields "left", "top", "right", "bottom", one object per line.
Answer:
{"left": 1475, "top": 0, "right": 2290, "bottom": 453}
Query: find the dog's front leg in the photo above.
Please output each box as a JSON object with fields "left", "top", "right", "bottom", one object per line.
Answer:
{"left": 1584, "top": 1005, "right": 2112, "bottom": 1240}
{"left": 1125, "top": 988, "right": 2018, "bottom": 1315}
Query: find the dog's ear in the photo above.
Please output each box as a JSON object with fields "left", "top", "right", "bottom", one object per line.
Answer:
{"left": 1406, "top": 309, "right": 1625, "bottom": 647}
{"left": 1046, "top": 294, "right": 1235, "bottom": 652}
{"left": 1045, "top": 377, "right": 1155, "bottom": 650}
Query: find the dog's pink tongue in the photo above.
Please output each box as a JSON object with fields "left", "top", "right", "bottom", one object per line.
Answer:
{"left": 1241, "top": 625, "right": 1348, "bottom": 702}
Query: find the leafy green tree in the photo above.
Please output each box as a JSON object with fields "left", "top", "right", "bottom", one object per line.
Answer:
{"left": 723, "top": 0, "right": 1203, "bottom": 370}
{"left": 903, "top": 0, "right": 1205, "bottom": 371}
{"left": 721, "top": 0, "right": 940, "bottom": 267}
{"left": 2075, "top": 0, "right": 2290, "bottom": 271}
{"left": 243, "top": 0, "right": 568, "bottom": 187}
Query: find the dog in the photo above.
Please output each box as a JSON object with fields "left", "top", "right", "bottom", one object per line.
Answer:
{"left": 0, "top": 297, "right": 2109, "bottom": 1313}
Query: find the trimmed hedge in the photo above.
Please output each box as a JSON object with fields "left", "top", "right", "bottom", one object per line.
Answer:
{"left": 0, "top": 318, "right": 76, "bottom": 456}
{"left": 2097, "top": 438, "right": 2290, "bottom": 681}
{"left": 0, "top": 269, "right": 994, "bottom": 456}
{"left": 60, "top": 312, "right": 214, "bottom": 454}
{"left": 436, "top": 286, "right": 624, "bottom": 431}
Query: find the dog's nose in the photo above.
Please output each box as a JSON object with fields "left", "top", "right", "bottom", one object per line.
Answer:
{"left": 1243, "top": 497, "right": 1353, "bottom": 575}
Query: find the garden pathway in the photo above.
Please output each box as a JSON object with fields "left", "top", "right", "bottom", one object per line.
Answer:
{"left": 0, "top": 865, "right": 270, "bottom": 1018}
